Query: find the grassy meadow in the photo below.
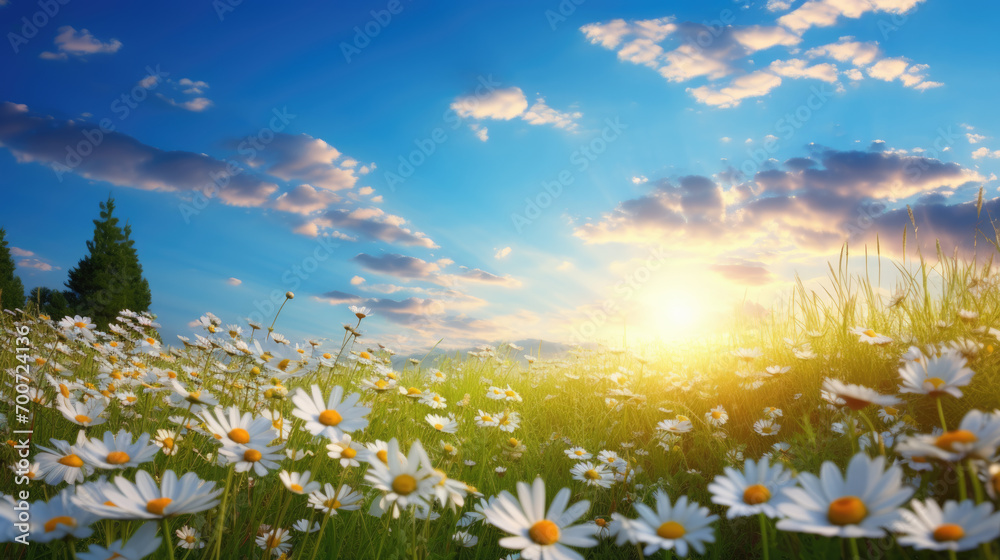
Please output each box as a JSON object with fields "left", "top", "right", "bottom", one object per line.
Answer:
{"left": 2, "top": 240, "right": 1000, "bottom": 560}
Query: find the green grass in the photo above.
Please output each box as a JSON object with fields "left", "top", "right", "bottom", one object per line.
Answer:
{"left": 2, "top": 240, "right": 999, "bottom": 559}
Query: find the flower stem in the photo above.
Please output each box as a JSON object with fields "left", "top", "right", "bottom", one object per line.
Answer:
{"left": 162, "top": 518, "right": 176, "bottom": 560}
{"left": 848, "top": 537, "right": 861, "bottom": 560}
{"left": 758, "top": 513, "right": 771, "bottom": 560}
{"left": 211, "top": 465, "right": 236, "bottom": 560}
{"left": 936, "top": 397, "right": 948, "bottom": 431}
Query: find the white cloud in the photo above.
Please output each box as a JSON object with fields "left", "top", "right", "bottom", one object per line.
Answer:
{"left": 632, "top": 175, "right": 649, "bottom": 184}
{"left": 350, "top": 276, "right": 366, "bottom": 285}
{"left": 967, "top": 133, "right": 987, "bottom": 144}
{"left": 807, "top": 37, "right": 881, "bottom": 67}
{"left": 40, "top": 26, "right": 121, "bottom": 59}
{"left": 732, "top": 25, "right": 801, "bottom": 51}
{"left": 778, "top": 0, "right": 924, "bottom": 35}
{"left": 766, "top": 0, "right": 793, "bottom": 11}
{"left": 972, "top": 147, "right": 1000, "bottom": 160}
{"left": 688, "top": 70, "right": 783, "bottom": 108}
{"left": 451, "top": 88, "right": 581, "bottom": 134}
{"left": 10, "top": 247, "right": 33, "bottom": 257}
{"left": 720, "top": 137, "right": 731, "bottom": 143}
{"left": 494, "top": 246, "right": 512, "bottom": 259}
{"left": 451, "top": 87, "right": 528, "bottom": 121}
{"left": 227, "top": 277, "right": 242, "bottom": 286}
{"left": 769, "top": 58, "right": 839, "bottom": 82}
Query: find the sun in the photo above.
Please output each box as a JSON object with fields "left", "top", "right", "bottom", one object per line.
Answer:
{"left": 633, "top": 281, "right": 721, "bottom": 342}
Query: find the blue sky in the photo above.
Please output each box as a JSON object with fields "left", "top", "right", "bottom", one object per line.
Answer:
{"left": 2, "top": 0, "right": 998, "bottom": 352}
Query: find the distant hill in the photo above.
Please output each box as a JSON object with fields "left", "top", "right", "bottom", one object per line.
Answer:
{"left": 386, "top": 339, "right": 595, "bottom": 370}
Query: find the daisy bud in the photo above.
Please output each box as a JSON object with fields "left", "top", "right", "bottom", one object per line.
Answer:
{"left": 286, "top": 291, "right": 295, "bottom": 299}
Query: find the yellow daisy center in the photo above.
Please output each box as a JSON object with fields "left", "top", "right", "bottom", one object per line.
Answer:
{"left": 884, "top": 407, "right": 898, "bottom": 416}
{"left": 146, "top": 497, "right": 173, "bottom": 516}
{"left": 74, "top": 321, "right": 88, "bottom": 329}
{"left": 392, "top": 474, "right": 417, "bottom": 495}
{"left": 185, "top": 536, "right": 196, "bottom": 543}
{"left": 827, "top": 496, "right": 867, "bottom": 526}
{"left": 244, "top": 449, "right": 262, "bottom": 462}
{"left": 584, "top": 469, "right": 600, "bottom": 480}
{"left": 341, "top": 447, "right": 357, "bottom": 459}
{"left": 106, "top": 451, "right": 130, "bottom": 465}
{"left": 318, "top": 410, "right": 343, "bottom": 426}
{"left": 925, "top": 377, "right": 946, "bottom": 390}
{"left": 656, "top": 521, "right": 686, "bottom": 539}
{"left": 324, "top": 498, "right": 342, "bottom": 509}
{"left": 743, "top": 484, "right": 771, "bottom": 505}
{"left": 162, "top": 438, "right": 175, "bottom": 449}
{"left": 935, "top": 430, "right": 978, "bottom": 452}
{"left": 376, "top": 449, "right": 388, "bottom": 463}
{"left": 574, "top": 450, "right": 585, "bottom": 456}
{"left": 528, "top": 520, "right": 560, "bottom": 545}
{"left": 711, "top": 410, "right": 722, "bottom": 419}
{"left": 74, "top": 414, "right": 92, "bottom": 424}
{"left": 228, "top": 428, "right": 251, "bottom": 444}
{"left": 932, "top": 524, "right": 965, "bottom": 542}
{"left": 407, "top": 387, "right": 421, "bottom": 395}
{"left": 434, "top": 423, "right": 444, "bottom": 430}
{"left": 59, "top": 454, "right": 84, "bottom": 468}
{"left": 44, "top": 516, "right": 77, "bottom": 532}
{"left": 863, "top": 329, "right": 876, "bottom": 337}
{"left": 290, "top": 484, "right": 303, "bottom": 493}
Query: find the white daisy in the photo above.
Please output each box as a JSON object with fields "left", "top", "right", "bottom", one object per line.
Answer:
{"left": 618, "top": 490, "right": 718, "bottom": 557}
{"left": 708, "top": 457, "right": 793, "bottom": 519}
{"left": 483, "top": 477, "right": 600, "bottom": 560}
{"left": 73, "top": 469, "right": 222, "bottom": 519}
{"left": 77, "top": 521, "right": 161, "bottom": 560}
{"left": 290, "top": 384, "right": 371, "bottom": 440}
{"left": 570, "top": 462, "right": 615, "bottom": 488}
{"left": 895, "top": 499, "right": 1000, "bottom": 552}
{"left": 776, "top": 453, "right": 913, "bottom": 538}
{"left": 76, "top": 429, "right": 159, "bottom": 470}
{"left": 364, "top": 439, "right": 440, "bottom": 518}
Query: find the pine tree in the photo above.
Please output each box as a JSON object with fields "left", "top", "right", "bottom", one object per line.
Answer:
{"left": 65, "top": 196, "right": 152, "bottom": 328}
{"left": 0, "top": 228, "right": 25, "bottom": 311}
{"left": 28, "top": 286, "right": 73, "bottom": 319}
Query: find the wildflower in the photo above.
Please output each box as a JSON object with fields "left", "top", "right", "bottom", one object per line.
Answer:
{"left": 894, "top": 499, "right": 1000, "bottom": 552}
{"left": 753, "top": 419, "right": 781, "bottom": 436}
{"left": 77, "top": 522, "right": 160, "bottom": 560}
{"left": 705, "top": 406, "right": 728, "bottom": 427}
{"left": 571, "top": 462, "right": 614, "bottom": 488}
{"left": 364, "top": 439, "right": 440, "bottom": 518}
{"left": 420, "top": 392, "right": 447, "bottom": 409}
{"left": 73, "top": 470, "right": 221, "bottom": 519}
{"left": 616, "top": 490, "right": 718, "bottom": 557}
{"left": 821, "top": 378, "right": 900, "bottom": 411}
{"left": 279, "top": 470, "right": 321, "bottom": 495}
{"left": 897, "top": 409, "right": 1000, "bottom": 462}
{"left": 708, "top": 458, "right": 793, "bottom": 519}
{"left": 28, "top": 487, "right": 99, "bottom": 543}
{"left": 483, "top": 477, "right": 599, "bottom": 560}
{"left": 564, "top": 447, "right": 591, "bottom": 460}
{"left": 851, "top": 326, "right": 892, "bottom": 345}
{"left": 475, "top": 410, "right": 499, "bottom": 428}
{"left": 426, "top": 413, "right": 458, "bottom": 434}
{"left": 292, "top": 519, "right": 321, "bottom": 533}
{"left": 200, "top": 406, "right": 277, "bottom": 451}
{"left": 453, "top": 531, "right": 479, "bottom": 547}
{"left": 776, "top": 453, "right": 912, "bottom": 538}
{"left": 327, "top": 434, "right": 365, "bottom": 467}
{"left": 898, "top": 348, "right": 974, "bottom": 398}
{"left": 176, "top": 525, "right": 205, "bottom": 549}
{"left": 308, "top": 483, "right": 364, "bottom": 515}
{"left": 76, "top": 429, "right": 159, "bottom": 470}
{"left": 55, "top": 395, "right": 108, "bottom": 427}
{"left": 255, "top": 527, "right": 291, "bottom": 556}
{"left": 35, "top": 432, "right": 93, "bottom": 486}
